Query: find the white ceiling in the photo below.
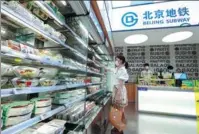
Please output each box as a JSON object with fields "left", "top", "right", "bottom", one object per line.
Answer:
{"left": 112, "top": 26, "right": 199, "bottom": 47}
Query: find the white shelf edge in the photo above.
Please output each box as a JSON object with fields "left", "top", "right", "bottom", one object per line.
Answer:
{"left": 1, "top": 83, "right": 103, "bottom": 98}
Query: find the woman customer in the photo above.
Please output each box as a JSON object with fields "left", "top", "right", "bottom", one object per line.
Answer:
{"left": 111, "top": 55, "right": 129, "bottom": 134}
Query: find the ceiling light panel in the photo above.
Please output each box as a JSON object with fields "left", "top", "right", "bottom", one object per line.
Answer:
{"left": 124, "top": 34, "right": 148, "bottom": 44}
{"left": 162, "top": 31, "right": 193, "bottom": 43}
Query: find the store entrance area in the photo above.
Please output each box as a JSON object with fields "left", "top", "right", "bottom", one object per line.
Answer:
{"left": 106, "top": 103, "right": 197, "bottom": 134}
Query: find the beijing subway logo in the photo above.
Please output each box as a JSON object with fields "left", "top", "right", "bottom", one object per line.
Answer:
{"left": 122, "top": 12, "right": 138, "bottom": 27}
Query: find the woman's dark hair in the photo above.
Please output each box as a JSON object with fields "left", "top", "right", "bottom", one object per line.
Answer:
{"left": 116, "top": 55, "right": 126, "bottom": 64}
{"left": 125, "top": 62, "right": 129, "bottom": 69}
{"left": 144, "top": 63, "right": 149, "bottom": 67}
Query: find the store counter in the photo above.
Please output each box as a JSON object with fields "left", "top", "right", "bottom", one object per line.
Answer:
{"left": 137, "top": 85, "right": 196, "bottom": 117}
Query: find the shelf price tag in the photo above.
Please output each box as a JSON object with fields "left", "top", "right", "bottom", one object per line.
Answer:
{"left": 12, "top": 89, "right": 18, "bottom": 94}
{"left": 40, "top": 113, "right": 47, "bottom": 120}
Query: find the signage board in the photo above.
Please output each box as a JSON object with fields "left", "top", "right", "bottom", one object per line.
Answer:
{"left": 111, "top": 1, "right": 199, "bottom": 31}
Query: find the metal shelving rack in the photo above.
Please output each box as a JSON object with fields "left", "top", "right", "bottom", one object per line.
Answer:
{"left": 1, "top": 1, "right": 111, "bottom": 134}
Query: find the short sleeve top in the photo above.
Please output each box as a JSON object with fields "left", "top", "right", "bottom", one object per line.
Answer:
{"left": 114, "top": 66, "right": 129, "bottom": 85}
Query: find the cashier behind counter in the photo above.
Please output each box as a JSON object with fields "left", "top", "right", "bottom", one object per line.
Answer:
{"left": 141, "top": 63, "right": 153, "bottom": 79}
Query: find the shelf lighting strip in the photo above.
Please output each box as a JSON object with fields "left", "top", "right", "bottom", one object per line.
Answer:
{"left": 1, "top": 89, "right": 104, "bottom": 134}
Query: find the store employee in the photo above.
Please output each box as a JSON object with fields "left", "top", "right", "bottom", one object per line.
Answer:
{"left": 141, "top": 63, "right": 153, "bottom": 79}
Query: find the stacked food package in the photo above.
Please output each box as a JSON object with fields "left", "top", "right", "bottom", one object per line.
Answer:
{"left": 56, "top": 101, "right": 96, "bottom": 123}
{"left": 2, "top": 1, "right": 66, "bottom": 42}
{"left": 31, "top": 98, "right": 52, "bottom": 115}
{"left": 88, "top": 85, "right": 100, "bottom": 94}
{"left": 19, "top": 119, "right": 66, "bottom": 134}
{"left": 1, "top": 101, "right": 34, "bottom": 127}
{"left": 53, "top": 89, "right": 86, "bottom": 105}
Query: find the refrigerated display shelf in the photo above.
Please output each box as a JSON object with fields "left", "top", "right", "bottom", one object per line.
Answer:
{"left": 34, "top": 1, "right": 104, "bottom": 67}
{"left": 83, "top": 96, "right": 111, "bottom": 129}
{"left": 1, "top": 54, "right": 103, "bottom": 77}
{"left": 84, "top": 106, "right": 102, "bottom": 129}
{"left": 1, "top": 4, "right": 88, "bottom": 62}
{"left": 1, "top": 82, "right": 102, "bottom": 98}
{"left": 1, "top": 89, "right": 104, "bottom": 134}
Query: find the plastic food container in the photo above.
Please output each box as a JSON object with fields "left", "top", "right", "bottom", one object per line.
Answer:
{"left": 54, "top": 91, "right": 73, "bottom": 99}
{"left": 53, "top": 98, "right": 71, "bottom": 105}
{"left": 35, "top": 105, "right": 52, "bottom": 115}
{"left": 31, "top": 98, "right": 52, "bottom": 107}
{"left": 1, "top": 63, "right": 14, "bottom": 76}
{"left": 2, "top": 101, "right": 34, "bottom": 117}
{"left": 1, "top": 78, "right": 8, "bottom": 87}
{"left": 38, "top": 67, "right": 58, "bottom": 78}
{"left": 51, "top": 54, "right": 64, "bottom": 65}
{"left": 88, "top": 86, "right": 98, "bottom": 93}
{"left": 13, "top": 66, "right": 40, "bottom": 78}
{"left": 12, "top": 78, "right": 39, "bottom": 88}
{"left": 39, "top": 78, "right": 58, "bottom": 86}
{"left": 4, "top": 113, "right": 31, "bottom": 127}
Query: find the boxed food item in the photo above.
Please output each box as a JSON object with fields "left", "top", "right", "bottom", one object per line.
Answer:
{"left": 1, "top": 63, "right": 14, "bottom": 76}
{"left": 26, "top": 47, "right": 42, "bottom": 61}
{"left": 31, "top": 98, "right": 52, "bottom": 107}
{"left": 51, "top": 53, "right": 63, "bottom": 65}
{"left": 35, "top": 105, "right": 52, "bottom": 115}
{"left": 34, "top": 123, "right": 64, "bottom": 134}
{"left": 38, "top": 67, "right": 58, "bottom": 78}
{"left": 1, "top": 101, "right": 34, "bottom": 117}
{"left": 1, "top": 78, "right": 8, "bottom": 87}
{"left": 53, "top": 98, "right": 73, "bottom": 105}
{"left": 91, "top": 77, "right": 101, "bottom": 83}
{"left": 4, "top": 113, "right": 32, "bottom": 127}
{"left": 2, "top": 40, "right": 26, "bottom": 58}
{"left": 181, "top": 80, "right": 194, "bottom": 90}
{"left": 31, "top": 98, "right": 52, "bottom": 115}
{"left": 40, "top": 78, "right": 58, "bottom": 86}
{"left": 12, "top": 78, "right": 39, "bottom": 88}
{"left": 88, "top": 86, "right": 99, "bottom": 93}
{"left": 54, "top": 91, "right": 73, "bottom": 99}
{"left": 13, "top": 66, "right": 40, "bottom": 78}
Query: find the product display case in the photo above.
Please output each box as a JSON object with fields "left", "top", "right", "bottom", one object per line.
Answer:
{"left": 1, "top": 1, "right": 112, "bottom": 133}
{"left": 137, "top": 76, "right": 198, "bottom": 117}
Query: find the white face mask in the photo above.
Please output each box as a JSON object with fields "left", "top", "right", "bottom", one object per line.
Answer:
{"left": 145, "top": 66, "right": 149, "bottom": 70}
{"left": 115, "top": 61, "right": 119, "bottom": 67}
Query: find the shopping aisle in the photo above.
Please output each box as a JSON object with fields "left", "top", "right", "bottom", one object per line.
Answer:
{"left": 107, "top": 103, "right": 197, "bottom": 134}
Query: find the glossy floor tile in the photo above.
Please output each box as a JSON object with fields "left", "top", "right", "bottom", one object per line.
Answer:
{"left": 106, "top": 103, "right": 197, "bottom": 134}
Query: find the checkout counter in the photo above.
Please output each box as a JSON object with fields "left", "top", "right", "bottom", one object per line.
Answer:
{"left": 137, "top": 73, "right": 199, "bottom": 118}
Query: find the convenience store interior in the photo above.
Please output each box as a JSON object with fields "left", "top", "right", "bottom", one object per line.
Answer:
{"left": 1, "top": 1, "right": 199, "bottom": 134}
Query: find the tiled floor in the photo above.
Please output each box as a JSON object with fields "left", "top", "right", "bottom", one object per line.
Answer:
{"left": 106, "top": 103, "right": 197, "bottom": 134}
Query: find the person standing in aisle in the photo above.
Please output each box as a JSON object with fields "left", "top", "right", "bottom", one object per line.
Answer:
{"left": 111, "top": 55, "right": 129, "bottom": 134}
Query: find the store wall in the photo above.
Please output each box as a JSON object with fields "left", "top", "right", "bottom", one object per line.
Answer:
{"left": 115, "top": 44, "right": 199, "bottom": 82}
